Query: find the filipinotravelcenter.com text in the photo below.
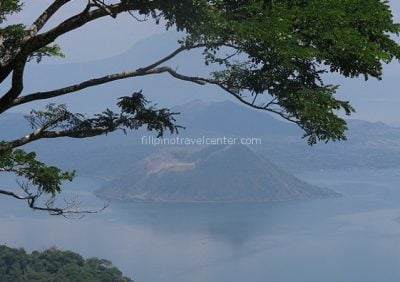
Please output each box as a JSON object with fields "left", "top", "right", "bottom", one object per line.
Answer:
{"left": 141, "top": 136, "right": 262, "bottom": 146}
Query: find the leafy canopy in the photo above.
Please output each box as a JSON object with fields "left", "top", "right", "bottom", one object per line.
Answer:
{"left": 0, "top": 245, "right": 132, "bottom": 281}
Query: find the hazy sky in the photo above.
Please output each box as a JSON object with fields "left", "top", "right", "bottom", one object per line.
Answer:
{"left": 4, "top": 1, "right": 400, "bottom": 124}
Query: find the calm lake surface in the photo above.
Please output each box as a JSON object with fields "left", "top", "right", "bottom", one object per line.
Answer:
{"left": 2, "top": 169, "right": 400, "bottom": 282}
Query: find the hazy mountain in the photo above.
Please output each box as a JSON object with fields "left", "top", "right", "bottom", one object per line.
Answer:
{"left": 96, "top": 145, "right": 339, "bottom": 202}
{"left": 2, "top": 100, "right": 400, "bottom": 177}
{"left": 267, "top": 118, "right": 400, "bottom": 171}
{"left": 171, "top": 100, "right": 400, "bottom": 171}
{"left": 172, "top": 100, "right": 300, "bottom": 137}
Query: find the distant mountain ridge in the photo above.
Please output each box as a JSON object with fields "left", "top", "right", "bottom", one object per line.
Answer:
{"left": 95, "top": 145, "right": 339, "bottom": 202}
{"left": 2, "top": 100, "right": 400, "bottom": 177}
{"left": 172, "top": 100, "right": 300, "bottom": 137}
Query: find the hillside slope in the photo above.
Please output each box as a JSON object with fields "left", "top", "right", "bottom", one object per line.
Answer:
{"left": 96, "top": 145, "right": 339, "bottom": 202}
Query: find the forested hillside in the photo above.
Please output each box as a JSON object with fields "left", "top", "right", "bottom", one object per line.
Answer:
{"left": 0, "top": 245, "right": 133, "bottom": 282}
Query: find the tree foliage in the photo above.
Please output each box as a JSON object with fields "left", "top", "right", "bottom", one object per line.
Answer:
{"left": 0, "top": 0, "right": 399, "bottom": 214}
{"left": 0, "top": 245, "right": 133, "bottom": 281}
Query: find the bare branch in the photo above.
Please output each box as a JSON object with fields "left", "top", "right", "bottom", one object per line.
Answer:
{"left": 127, "top": 10, "right": 149, "bottom": 22}
{"left": 7, "top": 44, "right": 205, "bottom": 111}
{"left": 251, "top": 92, "right": 259, "bottom": 105}
{"left": 154, "top": 68, "right": 302, "bottom": 126}
{"left": 0, "top": 185, "right": 109, "bottom": 217}
{"left": 265, "top": 97, "right": 279, "bottom": 108}
{"left": 27, "top": 2, "right": 138, "bottom": 54}
{"left": 28, "top": 0, "right": 72, "bottom": 39}
{"left": 10, "top": 70, "right": 156, "bottom": 107}
{"left": 0, "top": 59, "right": 26, "bottom": 112}
{"left": 91, "top": 0, "right": 117, "bottom": 18}
{"left": 210, "top": 81, "right": 300, "bottom": 124}
{"left": 221, "top": 49, "right": 241, "bottom": 61}
{"left": 1, "top": 126, "right": 109, "bottom": 152}
{"left": 0, "top": 188, "right": 31, "bottom": 200}
{"left": 137, "top": 43, "right": 205, "bottom": 72}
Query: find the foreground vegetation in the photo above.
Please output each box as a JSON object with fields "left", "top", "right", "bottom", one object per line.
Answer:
{"left": 0, "top": 245, "right": 132, "bottom": 282}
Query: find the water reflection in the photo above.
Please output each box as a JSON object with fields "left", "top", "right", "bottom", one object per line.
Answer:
{"left": 1, "top": 169, "right": 400, "bottom": 281}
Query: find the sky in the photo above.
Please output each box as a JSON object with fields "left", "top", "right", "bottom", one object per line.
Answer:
{"left": 4, "top": 1, "right": 400, "bottom": 125}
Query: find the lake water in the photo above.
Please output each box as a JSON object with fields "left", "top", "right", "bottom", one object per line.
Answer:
{"left": 1, "top": 169, "right": 400, "bottom": 282}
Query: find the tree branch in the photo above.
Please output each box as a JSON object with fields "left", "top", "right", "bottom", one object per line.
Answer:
{"left": 10, "top": 64, "right": 299, "bottom": 127}
{"left": 0, "top": 1, "right": 138, "bottom": 96}
{"left": 5, "top": 68, "right": 168, "bottom": 110}
{"left": 28, "top": 0, "right": 72, "bottom": 39}
{"left": 208, "top": 80, "right": 301, "bottom": 126}
{"left": 91, "top": 0, "right": 118, "bottom": 18}
{"left": 0, "top": 0, "right": 70, "bottom": 70}
{"left": 0, "top": 188, "right": 31, "bottom": 200}
{"left": 6, "top": 44, "right": 205, "bottom": 111}
{"left": 137, "top": 43, "right": 206, "bottom": 72}
{"left": 26, "top": 2, "right": 138, "bottom": 56}
{"left": 155, "top": 67, "right": 303, "bottom": 126}
{"left": 12, "top": 65, "right": 207, "bottom": 107}
{"left": 1, "top": 127, "right": 109, "bottom": 152}
{"left": 2, "top": 57, "right": 300, "bottom": 143}
{"left": 0, "top": 58, "right": 26, "bottom": 112}
{"left": 0, "top": 186, "right": 109, "bottom": 217}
